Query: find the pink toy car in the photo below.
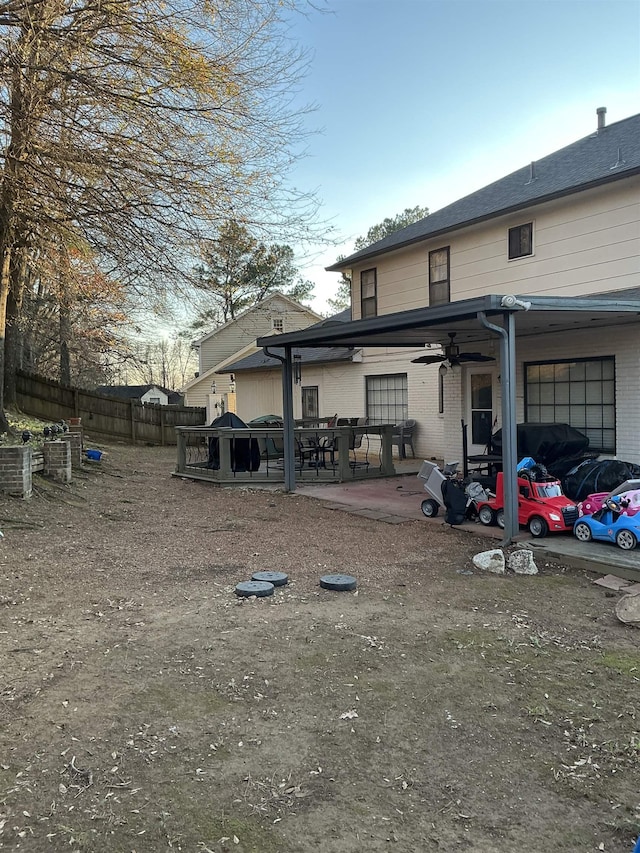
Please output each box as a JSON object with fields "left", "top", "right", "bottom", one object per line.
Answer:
{"left": 578, "top": 479, "right": 640, "bottom": 516}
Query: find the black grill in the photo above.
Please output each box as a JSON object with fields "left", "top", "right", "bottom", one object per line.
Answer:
{"left": 562, "top": 505, "right": 579, "bottom": 527}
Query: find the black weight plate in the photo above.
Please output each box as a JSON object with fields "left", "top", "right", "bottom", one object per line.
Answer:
{"left": 320, "top": 574, "right": 357, "bottom": 591}
{"left": 235, "top": 581, "right": 275, "bottom": 598}
{"left": 251, "top": 571, "right": 289, "bottom": 587}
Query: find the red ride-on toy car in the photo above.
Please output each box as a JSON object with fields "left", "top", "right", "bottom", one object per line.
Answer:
{"left": 475, "top": 471, "right": 578, "bottom": 537}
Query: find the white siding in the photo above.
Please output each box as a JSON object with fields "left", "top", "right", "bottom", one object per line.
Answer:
{"left": 439, "top": 321, "right": 640, "bottom": 464}
{"left": 140, "top": 387, "right": 169, "bottom": 405}
{"left": 184, "top": 296, "right": 320, "bottom": 407}
{"left": 198, "top": 297, "right": 319, "bottom": 373}
{"left": 350, "top": 178, "right": 640, "bottom": 316}
{"left": 234, "top": 351, "right": 448, "bottom": 461}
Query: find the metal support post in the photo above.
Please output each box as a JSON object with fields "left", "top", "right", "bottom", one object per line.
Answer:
{"left": 266, "top": 346, "right": 296, "bottom": 493}
{"left": 478, "top": 310, "right": 519, "bottom": 544}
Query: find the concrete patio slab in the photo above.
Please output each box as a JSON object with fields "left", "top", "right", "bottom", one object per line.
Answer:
{"left": 297, "top": 469, "right": 640, "bottom": 583}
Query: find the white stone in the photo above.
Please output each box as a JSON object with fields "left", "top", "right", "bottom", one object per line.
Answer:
{"left": 507, "top": 551, "right": 539, "bottom": 575}
{"left": 472, "top": 549, "right": 505, "bottom": 574}
{"left": 615, "top": 593, "right": 640, "bottom": 626}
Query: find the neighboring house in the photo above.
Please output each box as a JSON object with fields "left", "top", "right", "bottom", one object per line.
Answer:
{"left": 181, "top": 292, "right": 323, "bottom": 421}
{"left": 255, "top": 108, "right": 640, "bottom": 465}
{"left": 221, "top": 309, "right": 363, "bottom": 422}
{"left": 96, "top": 384, "right": 179, "bottom": 405}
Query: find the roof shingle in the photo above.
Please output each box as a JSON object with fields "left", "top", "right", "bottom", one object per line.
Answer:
{"left": 328, "top": 112, "right": 640, "bottom": 270}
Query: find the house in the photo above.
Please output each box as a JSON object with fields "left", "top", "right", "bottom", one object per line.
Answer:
{"left": 254, "top": 108, "right": 640, "bottom": 501}
{"left": 220, "top": 309, "right": 367, "bottom": 422}
{"left": 181, "top": 292, "right": 323, "bottom": 421}
{"left": 96, "top": 384, "right": 181, "bottom": 405}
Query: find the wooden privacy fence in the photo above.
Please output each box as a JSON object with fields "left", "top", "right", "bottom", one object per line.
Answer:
{"left": 16, "top": 371, "right": 206, "bottom": 446}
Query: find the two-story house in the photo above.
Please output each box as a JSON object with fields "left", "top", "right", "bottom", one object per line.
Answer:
{"left": 256, "top": 109, "right": 640, "bottom": 475}
{"left": 182, "top": 292, "right": 323, "bottom": 421}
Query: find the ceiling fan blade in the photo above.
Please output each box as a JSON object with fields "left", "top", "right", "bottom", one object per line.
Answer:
{"left": 411, "top": 354, "right": 445, "bottom": 364}
{"left": 457, "top": 353, "right": 495, "bottom": 362}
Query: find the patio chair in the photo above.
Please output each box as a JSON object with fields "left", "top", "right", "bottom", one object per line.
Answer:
{"left": 296, "top": 435, "right": 334, "bottom": 469}
{"left": 391, "top": 419, "right": 416, "bottom": 459}
{"left": 349, "top": 416, "right": 369, "bottom": 468}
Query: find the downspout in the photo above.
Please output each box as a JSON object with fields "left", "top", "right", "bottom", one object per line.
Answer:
{"left": 264, "top": 346, "right": 296, "bottom": 492}
{"left": 478, "top": 311, "right": 519, "bottom": 545}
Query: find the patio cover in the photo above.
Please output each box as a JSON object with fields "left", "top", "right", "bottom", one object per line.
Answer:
{"left": 257, "top": 292, "right": 640, "bottom": 544}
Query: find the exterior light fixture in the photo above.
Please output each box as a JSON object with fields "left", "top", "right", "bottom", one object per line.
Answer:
{"left": 210, "top": 380, "right": 217, "bottom": 394}
{"left": 293, "top": 353, "right": 302, "bottom": 385}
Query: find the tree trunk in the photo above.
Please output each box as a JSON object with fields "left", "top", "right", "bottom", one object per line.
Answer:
{"left": 58, "top": 242, "right": 72, "bottom": 385}
{"left": 0, "top": 247, "right": 13, "bottom": 432}
{"left": 59, "top": 301, "right": 71, "bottom": 385}
{"left": 4, "top": 247, "right": 27, "bottom": 408}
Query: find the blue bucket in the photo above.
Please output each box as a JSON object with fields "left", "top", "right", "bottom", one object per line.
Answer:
{"left": 85, "top": 449, "right": 102, "bottom": 461}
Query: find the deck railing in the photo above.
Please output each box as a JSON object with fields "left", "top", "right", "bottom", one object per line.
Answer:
{"left": 174, "top": 424, "right": 396, "bottom": 484}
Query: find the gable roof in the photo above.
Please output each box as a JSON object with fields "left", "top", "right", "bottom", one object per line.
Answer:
{"left": 223, "top": 307, "right": 354, "bottom": 372}
{"left": 192, "top": 292, "right": 323, "bottom": 346}
{"left": 328, "top": 112, "right": 640, "bottom": 271}
{"left": 180, "top": 339, "right": 262, "bottom": 392}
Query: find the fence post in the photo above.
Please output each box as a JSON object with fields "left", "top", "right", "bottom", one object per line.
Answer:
{"left": 337, "top": 430, "right": 351, "bottom": 481}
{"left": 160, "top": 407, "right": 165, "bottom": 446}
{"left": 380, "top": 425, "right": 394, "bottom": 475}
{"left": 130, "top": 399, "right": 136, "bottom": 443}
{"left": 219, "top": 431, "right": 232, "bottom": 477}
{"left": 175, "top": 428, "right": 186, "bottom": 473}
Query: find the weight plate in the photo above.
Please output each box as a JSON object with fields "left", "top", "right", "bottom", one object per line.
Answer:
{"left": 235, "top": 581, "right": 275, "bottom": 598}
{"left": 319, "top": 574, "right": 357, "bottom": 591}
{"left": 251, "top": 571, "right": 289, "bottom": 587}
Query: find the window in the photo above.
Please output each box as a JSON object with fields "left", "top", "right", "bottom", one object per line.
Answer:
{"left": 148, "top": 397, "right": 160, "bottom": 404}
{"left": 366, "top": 374, "right": 408, "bottom": 424}
{"left": 524, "top": 357, "right": 615, "bottom": 452}
{"left": 429, "top": 247, "right": 450, "bottom": 306}
{"left": 301, "top": 386, "right": 319, "bottom": 421}
{"left": 272, "top": 317, "right": 284, "bottom": 333}
{"left": 360, "top": 268, "right": 377, "bottom": 318}
{"left": 508, "top": 223, "right": 533, "bottom": 259}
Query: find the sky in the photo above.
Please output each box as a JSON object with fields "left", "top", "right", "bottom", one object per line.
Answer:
{"left": 284, "top": 0, "right": 640, "bottom": 315}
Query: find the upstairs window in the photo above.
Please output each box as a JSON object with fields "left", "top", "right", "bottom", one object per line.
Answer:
{"left": 429, "top": 247, "right": 450, "bottom": 306}
{"left": 272, "top": 317, "right": 284, "bottom": 333}
{"left": 508, "top": 223, "right": 533, "bottom": 259}
{"left": 361, "top": 268, "right": 377, "bottom": 318}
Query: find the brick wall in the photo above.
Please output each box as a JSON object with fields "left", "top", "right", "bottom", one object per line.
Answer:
{"left": 61, "top": 431, "right": 83, "bottom": 467}
{"left": 0, "top": 437, "right": 77, "bottom": 498}
{"left": 44, "top": 439, "right": 72, "bottom": 484}
{"left": 0, "top": 447, "right": 32, "bottom": 498}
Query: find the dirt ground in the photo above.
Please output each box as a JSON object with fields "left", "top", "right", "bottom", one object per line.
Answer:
{"left": 0, "top": 442, "right": 638, "bottom": 853}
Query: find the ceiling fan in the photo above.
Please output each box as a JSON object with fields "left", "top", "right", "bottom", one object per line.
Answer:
{"left": 411, "top": 332, "right": 495, "bottom": 366}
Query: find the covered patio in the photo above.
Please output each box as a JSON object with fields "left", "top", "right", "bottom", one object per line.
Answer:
{"left": 256, "top": 292, "right": 640, "bottom": 544}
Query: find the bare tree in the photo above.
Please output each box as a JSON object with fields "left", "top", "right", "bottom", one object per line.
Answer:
{"left": 0, "top": 0, "right": 327, "bottom": 427}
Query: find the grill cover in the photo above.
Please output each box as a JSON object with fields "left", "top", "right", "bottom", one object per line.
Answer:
{"left": 490, "top": 423, "right": 590, "bottom": 465}
{"left": 208, "top": 411, "right": 261, "bottom": 472}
